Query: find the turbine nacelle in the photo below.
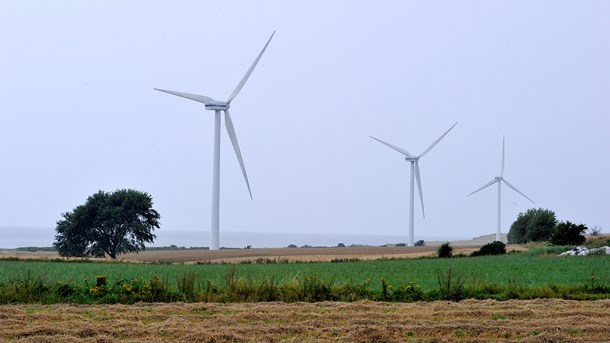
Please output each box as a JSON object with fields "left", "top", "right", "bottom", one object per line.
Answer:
{"left": 205, "top": 102, "right": 230, "bottom": 111}
{"left": 494, "top": 176, "right": 502, "bottom": 180}
{"left": 404, "top": 156, "right": 419, "bottom": 162}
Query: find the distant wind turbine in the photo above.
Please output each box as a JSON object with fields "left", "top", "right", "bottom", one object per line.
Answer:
{"left": 467, "top": 136, "right": 535, "bottom": 242}
{"left": 370, "top": 123, "right": 457, "bottom": 246}
{"left": 155, "top": 32, "right": 275, "bottom": 250}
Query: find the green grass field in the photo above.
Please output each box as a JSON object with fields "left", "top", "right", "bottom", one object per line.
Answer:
{"left": 2, "top": 253, "right": 609, "bottom": 292}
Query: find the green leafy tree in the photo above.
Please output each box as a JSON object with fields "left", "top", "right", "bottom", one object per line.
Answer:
{"left": 508, "top": 208, "right": 557, "bottom": 244}
{"left": 54, "top": 189, "right": 160, "bottom": 259}
{"left": 550, "top": 221, "right": 587, "bottom": 246}
{"left": 524, "top": 209, "right": 557, "bottom": 242}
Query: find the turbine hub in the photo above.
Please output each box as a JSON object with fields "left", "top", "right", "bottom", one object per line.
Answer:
{"left": 495, "top": 176, "right": 503, "bottom": 180}
{"left": 205, "top": 101, "right": 230, "bottom": 111}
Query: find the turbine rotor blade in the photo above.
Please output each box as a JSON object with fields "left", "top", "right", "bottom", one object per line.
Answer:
{"left": 226, "top": 31, "right": 275, "bottom": 104}
{"left": 418, "top": 122, "right": 458, "bottom": 158}
{"left": 467, "top": 179, "right": 498, "bottom": 197}
{"left": 224, "top": 110, "right": 253, "bottom": 199}
{"left": 154, "top": 88, "right": 215, "bottom": 104}
{"left": 369, "top": 136, "right": 413, "bottom": 157}
{"left": 501, "top": 136, "right": 506, "bottom": 177}
{"left": 414, "top": 162, "right": 425, "bottom": 218}
{"left": 502, "top": 179, "right": 535, "bottom": 204}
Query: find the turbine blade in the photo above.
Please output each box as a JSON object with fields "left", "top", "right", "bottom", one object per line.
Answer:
{"left": 502, "top": 179, "right": 535, "bottom": 203}
{"left": 224, "top": 110, "right": 252, "bottom": 199}
{"left": 369, "top": 136, "right": 413, "bottom": 157}
{"left": 226, "top": 31, "right": 275, "bottom": 104}
{"left": 154, "top": 88, "right": 215, "bottom": 104}
{"left": 414, "top": 162, "right": 425, "bottom": 218}
{"left": 501, "top": 136, "right": 505, "bottom": 177}
{"left": 418, "top": 122, "right": 458, "bottom": 158}
{"left": 467, "top": 179, "right": 498, "bottom": 197}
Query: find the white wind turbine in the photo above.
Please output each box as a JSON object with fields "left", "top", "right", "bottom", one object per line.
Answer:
{"left": 467, "top": 136, "right": 535, "bottom": 242}
{"left": 370, "top": 123, "right": 457, "bottom": 246}
{"left": 155, "top": 32, "right": 275, "bottom": 250}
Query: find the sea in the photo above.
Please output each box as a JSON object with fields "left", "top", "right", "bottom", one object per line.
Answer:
{"left": 0, "top": 227, "right": 467, "bottom": 249}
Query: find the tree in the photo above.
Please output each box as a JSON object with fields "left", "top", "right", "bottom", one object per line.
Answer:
{"left": 54, "top": 189, "right": 160, "bottom": 259}
{"left": 508, "top": 208, "right": 557, "bottom": 244}
{"left": 524, "top": 209, "right": 557, "bottom": 243}
{"left": 588, "top": 226, "right": 602, "bottom": 236}
{"left": 550, "top": 221, "right": 587, "bottom": 246}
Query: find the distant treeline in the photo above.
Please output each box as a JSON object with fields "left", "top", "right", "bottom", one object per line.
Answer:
{"left": 12, "top": 243, "right": 414, "bottom": 253}
{"left": 15, "top": 247, "right": 57, "bottom": 252}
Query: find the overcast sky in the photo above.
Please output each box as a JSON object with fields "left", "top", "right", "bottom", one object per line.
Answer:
{"left": 1, "top": 1, "right": 608, "bottom": 248}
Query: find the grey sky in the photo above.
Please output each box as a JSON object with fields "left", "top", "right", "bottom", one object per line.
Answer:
{"left": 1, "top": 1, "right": 608, "bottom": 247}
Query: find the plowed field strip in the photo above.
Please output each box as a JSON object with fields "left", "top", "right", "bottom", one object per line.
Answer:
{"left": 2, "top": 299, "right": 609, "bottom": 342}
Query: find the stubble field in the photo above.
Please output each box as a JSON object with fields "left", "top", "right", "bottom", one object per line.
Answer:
{"left": 2, "top": 299, "right": 610, "bottom": 342}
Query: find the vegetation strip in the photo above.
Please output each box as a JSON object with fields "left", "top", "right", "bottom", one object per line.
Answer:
{"left": 1, "top": 251, "right": 610, "bottom": 304}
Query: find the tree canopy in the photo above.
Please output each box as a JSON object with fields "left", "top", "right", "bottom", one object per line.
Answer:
{"left": 54, "top": 189, "right": 161, "bottom": 259}
{"left": 550, "top": 221, "right": 587, "bottom": 246}
{"left": 507, "top": 208, "right": 557, "bottom": 244}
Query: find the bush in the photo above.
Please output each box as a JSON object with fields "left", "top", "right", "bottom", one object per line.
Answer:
{"left": 415, "top": 240, "right": 425, "bottom": 246}
{"left": 550, "top": 221, "right": 587, "bottom": 246}
{"left": 437, "top": 243, "right": 453, "bottom": 258}
{"left": 471, "top": 241, "right": 506, "bottom": 257}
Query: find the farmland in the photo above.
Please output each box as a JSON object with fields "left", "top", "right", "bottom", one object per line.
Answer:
{"left": 1, "top": 250, "right": 609, "bottom": 290}
{"left": 1, "top": 247, "right": 610, "bottom": 303}
{"left": 2, "top": 245, "right": 610, "bottom": 341}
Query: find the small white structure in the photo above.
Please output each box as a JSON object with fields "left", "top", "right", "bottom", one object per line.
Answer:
{"left": 560, "top": 246, "right": 610, "bottom": 256}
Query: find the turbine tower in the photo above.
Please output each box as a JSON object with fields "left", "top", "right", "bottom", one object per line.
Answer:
{"left": 155, "top": 32, "right": 275, "bottom": 250}
{"left": 467, "top": 136, "right": 535, "bottom": 242}
{"left": 370, "top": 123, "right": 457, "bottom": 246}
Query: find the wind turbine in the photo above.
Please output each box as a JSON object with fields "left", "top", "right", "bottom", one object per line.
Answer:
{"left": 467, "top": 136, "right": 535, "bottom": 242}
{"left": 155, "top": 31, "right": 275, "bottom": 250}
{"left": 370, "top": 123, "right": 457, "bottom": 246}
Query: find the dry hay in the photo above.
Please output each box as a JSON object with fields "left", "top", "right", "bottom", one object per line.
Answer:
{"left": 1, "top": 299, "right": 609, "bottom": 342}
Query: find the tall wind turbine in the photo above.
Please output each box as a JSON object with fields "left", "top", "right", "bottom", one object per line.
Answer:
{"left": 155, "top": 32, "right": 275, "bottom": 250}
{"left": 467, "top": 136, "right": 535, "bottom": 242}
{"left": 370, "top": 123, "right": 457, "bottom": 246}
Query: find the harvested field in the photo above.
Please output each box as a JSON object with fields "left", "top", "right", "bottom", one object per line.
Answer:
{"left": 1, "top": 243, "right": 527, "bottom": 264}
{"left": 2, "top": 299, "right": 609, "bottom": 342}
{"left": 119, "top": 245, "right": 482, "bottom": 263}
